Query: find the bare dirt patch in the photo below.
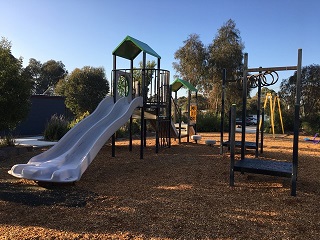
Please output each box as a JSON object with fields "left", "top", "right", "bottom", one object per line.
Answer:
{"left": 0, "top": 132, "right": 319, "bottom": 239}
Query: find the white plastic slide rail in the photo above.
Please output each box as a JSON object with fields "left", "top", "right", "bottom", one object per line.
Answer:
{"left": 9, "top": 96, "right": 143, "bottom": 182}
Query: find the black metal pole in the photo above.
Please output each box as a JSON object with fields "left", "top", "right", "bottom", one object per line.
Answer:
{"left": 195, "top": 91, "right": 198, "bottom": 134}
{"left": 261, "top": 108, "right": 264, "bottom": 154}
{"left": 112, "top": 54, "right": 117, "bottom": 157}
{"left": 168, "top": 82, "right": 172, "bottom": 148}
{"left": 156, "top": 57, "right": 161, "bottom": 152}
{"left": 187, "top": 90, "right": 191, "bottom": 142}
{"left": 230, "top": 104, "right": 236, "bottom": 186}
{"left": 292, "top": 48, "right": 302, "bottom": 196}
{"left": 129, "top": 60, "right": 134, "bottom": 152}
{"left": 255, "top": 67, "right": 262, "bottom": 157}
{"left": 220, "top": 68, "right": 226, "bottom": 154}
{"left": 140, "top": 52, "right": 146, "bottom": 159}
{"left": 241, "top": 53, "right": 248, "bottom": 159}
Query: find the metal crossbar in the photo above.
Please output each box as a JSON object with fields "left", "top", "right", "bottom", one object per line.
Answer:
{"left": 247, "top": 66, "right": 297, "bottom": 72}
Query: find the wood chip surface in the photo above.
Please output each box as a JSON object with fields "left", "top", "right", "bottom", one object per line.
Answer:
{"left": 0, "top": 132, "right": 319, "bottom": 239}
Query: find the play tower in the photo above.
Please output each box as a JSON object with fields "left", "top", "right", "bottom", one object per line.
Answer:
{"left": 111, "top": 36, "right": 172, "bottom": 158}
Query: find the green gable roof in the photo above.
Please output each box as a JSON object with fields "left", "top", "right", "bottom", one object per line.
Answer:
{"left": 112, "top": 35, "right": 161, "bottom": 60}
{"left": 171, "top": 78, "right": 197, "bottom": 92}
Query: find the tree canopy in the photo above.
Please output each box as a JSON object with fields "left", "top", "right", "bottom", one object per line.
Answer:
{"left": 279, "top": 64, "right": 320, "bottom": 132}
{"left": 56, "top": 66, "right": 110, "bottom": 117}
{"left": 173, "top": 34, "right": 207, "bottom": 93}
{"left": 25, "top": 58, "right": 68, "bottom": 94}
{"left": 173, "top": 19, "right": 245, "bottom": 113}
{"left": 0, "top": 37, "right": 32, "bottom": 131}
{"left": 208, "top": 19, "right": 245, "bottom": 113}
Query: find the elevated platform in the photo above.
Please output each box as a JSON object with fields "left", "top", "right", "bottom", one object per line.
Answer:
{"left": 233, "top": 158, "right": 292, "bottom": 177}
{"left": 223, "top": 140, "right": 259, "bottom": 149}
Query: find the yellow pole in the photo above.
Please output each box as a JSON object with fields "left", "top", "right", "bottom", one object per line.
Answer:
{"left": 277, "top": 97, "right": 285, "bottom": 134}
{"left": 259, "top": 93, "right": 269, "bottom": 130}
{"left": 269, "top": 94, "right": 275, "bottom": 136}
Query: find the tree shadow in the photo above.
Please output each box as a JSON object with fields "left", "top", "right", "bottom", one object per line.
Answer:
{"left": 0, "top": 181, "right": 97, "bottom": 207}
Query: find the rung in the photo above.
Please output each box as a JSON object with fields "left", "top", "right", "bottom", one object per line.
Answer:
{"left": 247, "top": 66, "right": 297, "bottom": 72}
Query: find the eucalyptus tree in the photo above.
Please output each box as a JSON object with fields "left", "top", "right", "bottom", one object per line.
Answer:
{"left": 173, "top": 20, "right": 245, "bottom": 113}
{"left": 173, "top": 33, "right": 207, "bottom": 93}
{"left": 208, "top": 19, "right": 245, "bottom": 113}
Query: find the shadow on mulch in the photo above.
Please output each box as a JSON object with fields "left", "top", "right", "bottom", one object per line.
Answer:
{"left": 0, "top": 181, "right": 97, "bottom": 207}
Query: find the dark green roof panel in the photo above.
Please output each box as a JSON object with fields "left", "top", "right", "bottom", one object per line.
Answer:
{"left": 112, "top": 35, "right": 161, "bottom": 60}
{"left": 171, "top": 78, "right": 197, "bottom": 92}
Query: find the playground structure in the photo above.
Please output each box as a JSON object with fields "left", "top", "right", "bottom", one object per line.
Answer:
{"left": 8, "top": 36, "right": 195, "bottom": 182}
{"left": 111, "top": 36, "right": 172, "bottom": 157}
{"left": 221, "top": 66, "right": 287, "bottom": 156}
{"left": 171, "top": 78, "right": 198, "bottom": 143}
{"left": 9, "top": 36, "right": 168, "bottom": 182}
{"left": 220, "top": 68, "right": 264, "bottom": 156}
{"left": 229, "top": 49, "right": 302, "bottom": 196}
{"left": 8, "top": 34, "right": 300, "bottom": 197}
{"left": 260, "top": 92, "right": 284, "bottom": 136}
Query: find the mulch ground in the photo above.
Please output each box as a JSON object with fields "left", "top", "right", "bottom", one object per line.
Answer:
{"left": 0, "top": 132, "right": 319, "bottom": 239}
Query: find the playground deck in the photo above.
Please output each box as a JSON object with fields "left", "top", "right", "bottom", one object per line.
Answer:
{"left": 233, "top": 158, "right": 292, "bottom": 177}
{"left": 222, "top": 140, "right": 259, "bottom": 149}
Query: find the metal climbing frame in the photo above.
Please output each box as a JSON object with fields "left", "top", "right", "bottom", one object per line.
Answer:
{"left": 221, "top": 65, "right": 290, "bottom": 156}
{"left": 230, "top": 49, "right": 302, "bottom": 196}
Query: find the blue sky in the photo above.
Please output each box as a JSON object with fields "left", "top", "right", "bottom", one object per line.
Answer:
{"left": 1, "top": 0, "right": 319, "bottom": 96}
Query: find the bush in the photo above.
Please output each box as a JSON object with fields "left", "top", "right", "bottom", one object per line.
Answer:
{"left": 68, "top": 111, "right": 90, "bottom": 129}
{"left": 0, "top": 134, "right": 15, "bottom": 147}
{"left": 44, "top": 114, "right": 70, "bottom": 141}
{"left": 116, "top": 119, "right": 140, "bottom": 138}
{"left": 280, "top": 110, "right": 295, "bottom": 133}
{"left": 301, "top": 114, "right": 320, "bottom": 135}
{"left": 196, "top": 111, "right": 222, "bottom": 132}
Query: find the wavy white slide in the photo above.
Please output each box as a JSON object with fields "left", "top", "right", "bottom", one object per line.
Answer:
{"left": 9, "top": 96, "right": 143, "bottom": 182}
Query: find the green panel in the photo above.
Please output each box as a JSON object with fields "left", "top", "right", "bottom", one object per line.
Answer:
{"left": 112, "top": 35, "right": 161, "bottom": 60}
{"left": 171, "top": 78, "right": 197, "bottom": 92}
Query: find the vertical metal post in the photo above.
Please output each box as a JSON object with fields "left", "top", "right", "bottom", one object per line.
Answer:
{"left": 261, "top": 108, "right": 264, "bottom": 154}
{"left": 174, "top": 91, "right": 178, "bottom": 123}
{"left": 241, "top": 53, "right": 248, "bottom": 159}
{"left": 220, "top": 68, "right": 226, "bottom": 154}
{"left": 187, "top": 90, "right": 191, "bottom": 142}
{"left": 129, "top": 60, "right": 134, "bottom": 152}
{"left": 179, "top": 107, "right": 182, "bottom": 144}
{"left": 194, "top": 91, "right": 198, "bottom": 134}
{"left": 255, "top": 68, "right": 262, "bottom": 157}
{"left": 112, "top": 54, "right": 116, "bottom": 157}
{"left": 140, "top": 52, "right": 146, "bottom": 159}
{"left": 230, "top": 104, "right": 236, "bottom": 186}
{"left": 292, "top": 48, "right": 302, "bottom": 196}
{"left": 168, "top": 70, "right": 172, "bottom": 148}
{"left": 156, "top": 58, "right": 160, "bottom": 153}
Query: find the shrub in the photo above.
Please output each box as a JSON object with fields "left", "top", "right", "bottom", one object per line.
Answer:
{"left": 280, "top": 110, "right": 295, "bottom": 133}
{"left": 0, "top": 134, "right": 15, "bottom": 147}
{"left": 301, "top": 114, "right": 320, "bottom": 135}
{"left": 196, "top": 111, "right": 222, "bottom": 132}
{"left": 44, "top": 114, "right": 70, "bottom": 141}
{"left": 116, "top": 119, "right": 140, "bottom": 138}
{"left": 68, "top": 111, "right": 90, "bottom": 129}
